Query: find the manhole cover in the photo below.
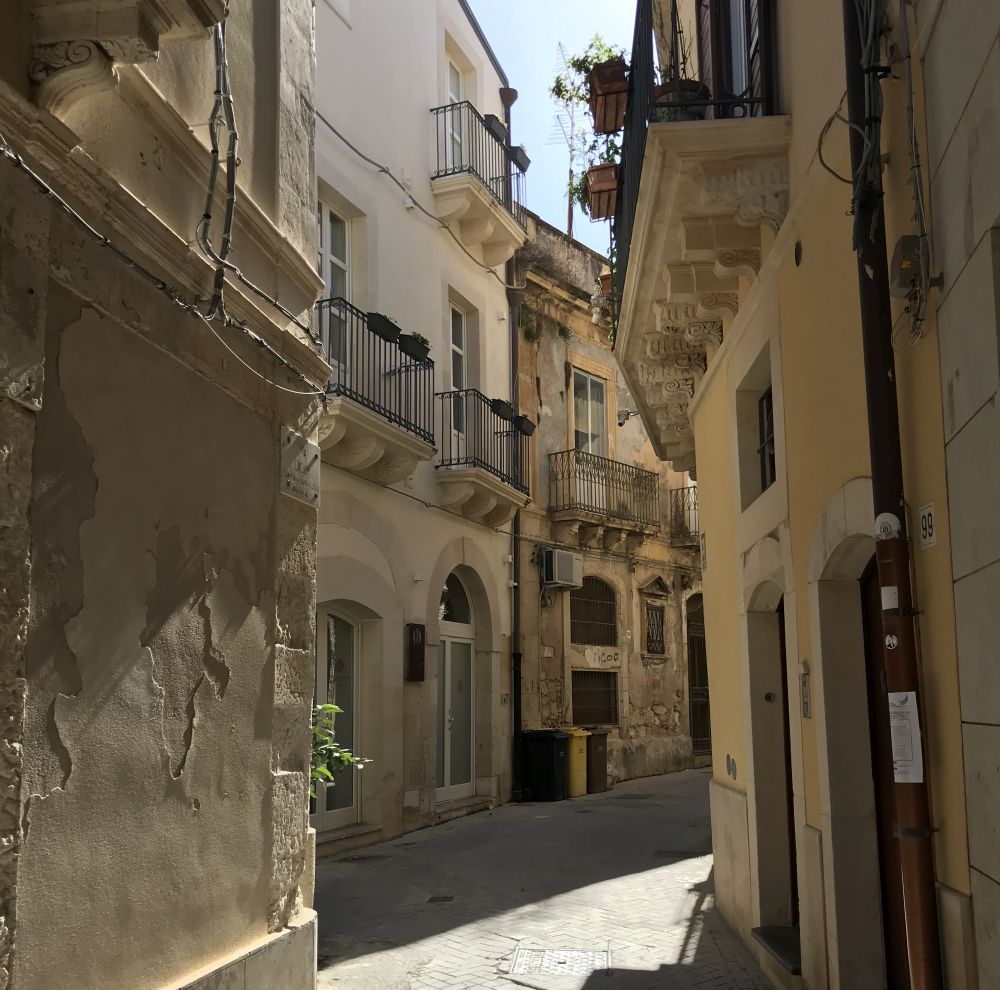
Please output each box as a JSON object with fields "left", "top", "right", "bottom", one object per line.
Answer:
{"left": 337, "top": 854, "right": 389, "bottom": 864}
{"left": 510, "top": 949, "right": 610, "bottom": 976}
{"left": 427, "top": 895, "right": 454, "bottom": 903}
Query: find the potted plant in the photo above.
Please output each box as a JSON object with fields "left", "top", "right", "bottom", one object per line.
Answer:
{"left": 514, "top": 415, "right": 536, "bottom": 437}
{"left": 490, "top": 398, "right": 515, "bottom": 422}
{"left": 367, "top": 312, "right": 401, "bottom": 343}
{"left": 511, "top": 145, "right": 531, "bottom": 172}
{"left": 398, "top": 332, "right": 430, "bottom": 363}
{"left": 484, "top": 113, "right": 507, "bottom": 143}
{"left": 589, "top": 58, "right": 628, "bottom": 134}
{"left": 586, "top": 162, "right": 618, "bottom": 220}
{"left": 654, "top": 0, "right": 710, "bottom": 122}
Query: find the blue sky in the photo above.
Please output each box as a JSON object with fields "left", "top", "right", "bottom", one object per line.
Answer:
{"left": 467, "top": 0, "right": 634, "bottom": 256}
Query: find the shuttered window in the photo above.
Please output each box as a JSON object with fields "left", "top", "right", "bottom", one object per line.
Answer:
{"left": 572, "top": 670, "right": 619, "bottom": 725}
{"left": 570, "top": 577, "right": 617, "bottom": 646}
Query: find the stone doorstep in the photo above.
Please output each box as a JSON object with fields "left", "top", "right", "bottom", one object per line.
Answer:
{"left": 176, "top": 909, "right": 317, "bottom": 990}
{"left": 434, "top": 794, "right": 496, "bottom": 825}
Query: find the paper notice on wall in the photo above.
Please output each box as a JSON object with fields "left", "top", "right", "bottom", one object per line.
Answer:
{"left": 888, "top": 692, "right": 924, "bottom": 784}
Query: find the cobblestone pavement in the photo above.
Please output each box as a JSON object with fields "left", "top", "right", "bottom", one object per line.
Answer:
{"left": 315, "top": 769, "right": 772, "bottom": 989}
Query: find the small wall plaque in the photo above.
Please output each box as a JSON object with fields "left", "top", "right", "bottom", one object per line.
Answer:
{"left": 280, "top": 426, "right": 320, "bottom": 507}
{"left": 405, "top": 623, "right": 426, "bottom": 681}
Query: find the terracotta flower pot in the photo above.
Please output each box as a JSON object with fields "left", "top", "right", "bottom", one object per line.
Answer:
{"left": 586, "top": 163, "right": 618, "bottom": 220}
{"left": 589, "top": 59, "right": 629, "bottom": 134}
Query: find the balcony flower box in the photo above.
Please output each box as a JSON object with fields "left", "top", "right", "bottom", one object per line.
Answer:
{"left": 398, "top": 333, "right": 430, "bottom": 363}
{"left": 511, "top": 145, "right": 531, "bottom": 172}
{"left": 367, "top": 312, "right": 401, "bottom": 343}
{"left": 514, "top": 415, "right": 536, "bottom": 437}
{"left": 484, "top": 113, "right": 507, "bottom": 143}
{"left": 586, "top": 162, "right": 618, "bottom": 220}
{"left": 654, "top": 78, "right": 711, "bottom": 122}
{"left": 589, "top": 58, "right": 629, "bottom": 134}
{"left": 599, "top": 271, "right": 613, "bottom": 296}
{"left": 490, "top": 398, "right": 515, "bottom": 422}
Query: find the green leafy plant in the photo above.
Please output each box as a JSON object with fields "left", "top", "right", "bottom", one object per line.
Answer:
{"left": 412, "top": 333, "right": 430, "bottom": 347}
{"left": 550, "top": 36, "right": 626, "bottom": 216}
{"left": 521, "top": 306, "right": 541, "bottom": 342}
{"left": 310, "top": 703, "right": 368, "bottom": 799}
{"left": 556, "top": 321, "right": 573, "bottom": 341}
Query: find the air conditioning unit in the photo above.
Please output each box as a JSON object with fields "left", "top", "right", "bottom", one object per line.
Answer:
{"left": 542, "top": 548, "right": 583, "bottom": 588}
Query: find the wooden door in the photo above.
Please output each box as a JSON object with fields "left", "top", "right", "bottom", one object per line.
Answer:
{"left": 687, "top": 595, "right": 712, "bottom": 757}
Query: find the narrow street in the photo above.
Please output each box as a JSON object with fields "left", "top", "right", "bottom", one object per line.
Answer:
{"left": 315, "top": 770, "right": 771, "bottom": 989}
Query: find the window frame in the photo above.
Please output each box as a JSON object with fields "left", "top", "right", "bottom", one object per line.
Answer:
{"left": 571, "top": 367, "right": 609, "bottom": 459}
{"left": 570, "top": 576, "right": 618, "bottom": 647}
{"left": 317, "top": 200, "right": 350, "bottom": 302}
{"left": 644, "top": 601, "right": 667, "bottom": 656}
{"left": 757, "top": 386, "right": 776, "bottom": 492}
{"left": 571, "top": 669, "right": 619, "bottom": 726}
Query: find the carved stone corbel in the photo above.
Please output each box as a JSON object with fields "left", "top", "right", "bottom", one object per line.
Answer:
{"left": 28, "top": 41, "right": 118, "bottom": 117}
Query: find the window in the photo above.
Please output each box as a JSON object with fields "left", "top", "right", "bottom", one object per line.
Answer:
{"left": 570, "top": 577, "right": 617, "bottom": 646}
{"left": 697, "top": 0, "right": 773, "bottom": 116}
{"left": 572, "top": 369, "right": 608, "bottom": 457}
{"left": 317, "top": 201, "right": 350, "bottom": 363}
{"left": 645, "top": 602, "right": 666, "bottom": 655}
{"left": 446, "top": 59, "right": 464, "bottom": 169}
{"left": 572, "top": 670, "right": 618, "bottom": 725}
{"left": 758, "top": 387, "right": 776, "bottom": 491}
{"left": 450, "top": 304, "right": 466, "bottom": 432}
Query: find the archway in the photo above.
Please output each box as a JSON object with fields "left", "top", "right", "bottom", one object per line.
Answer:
{"left": 436, "top": 572, "right": 476, "bottom": 801}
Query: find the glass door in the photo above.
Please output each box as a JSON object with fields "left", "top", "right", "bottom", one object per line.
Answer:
{"left": 572, "top": 369, "right": 609, "bottom": 511}
{"left": 312, "top": 610, "right": 360, "bottom": 831}
{"left": 436, "top": 638, "right": 475, "bottom": 801}
{"left": 446, "top": 60, "right": 464, "bottom": 171}
{"left": 316, "top": 202, "right": 351, "bottom": 371}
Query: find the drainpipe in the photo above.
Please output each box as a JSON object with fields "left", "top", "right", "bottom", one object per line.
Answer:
{"left": 840, "top": 3, "right": 942, "bottom": 987}
{"left": 500, "top": 85, "right": 524, "bottom": 801}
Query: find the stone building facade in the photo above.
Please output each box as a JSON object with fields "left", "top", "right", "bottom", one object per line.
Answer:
{"left": 515, "top": 216, "right": 703, "bottom": 782}
{"left": 610, "top": 0, "right": 990, "bottom": 986}
{"left": 310, "top": 0, "right": 532, "bottom": 855}
{"left": 1, "top": 3, "right": 323, "bottom": 988}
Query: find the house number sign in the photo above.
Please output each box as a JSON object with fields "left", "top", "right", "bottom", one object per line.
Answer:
{"left": 917, "top": 502, "right": 936, "bottom": 549}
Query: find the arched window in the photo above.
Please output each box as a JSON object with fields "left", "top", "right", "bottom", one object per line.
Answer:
{"left": 570, "top": 577, "right": 617, "bottom": 646}
{"left": 439, "top": 572, "right": 472, "bottom": 624}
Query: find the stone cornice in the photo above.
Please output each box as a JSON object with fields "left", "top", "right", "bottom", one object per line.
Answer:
{"left": 0, "top": 80, "right": 330, "bottom": 389}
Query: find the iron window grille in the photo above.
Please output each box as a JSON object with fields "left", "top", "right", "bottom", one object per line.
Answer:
{"left": 758, "top": 386, "right": 776, "bottom": 491}
{"left": 572, "top": 670, "right": 619, "bottom": 725}
{"left": 570, "top": 577, "right": 618, "bottom": 646}
{"left": 645, "top": 602, "right": 666, "bottom": 655}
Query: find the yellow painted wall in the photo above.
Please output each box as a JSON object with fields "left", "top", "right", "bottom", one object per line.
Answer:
{"left": 692, "top": 375, "right": 747, "bottom": 794}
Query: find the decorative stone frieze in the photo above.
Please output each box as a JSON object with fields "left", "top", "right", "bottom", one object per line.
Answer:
{"left": 614, "top": 115, "right": 790, "bottom": 471}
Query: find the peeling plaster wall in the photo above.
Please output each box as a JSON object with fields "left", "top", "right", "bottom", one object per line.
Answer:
{"left": 515, "top": 218, "right": 700, "bottom": 782}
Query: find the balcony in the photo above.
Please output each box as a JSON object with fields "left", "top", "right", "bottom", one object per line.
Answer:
{"left": 316, "top": 299, "right": 436, "bottom": 485}
{"left": 549, "top": 449, "right": 659, "bottom": 551}
{"left": 611, "top": 0, "right": 789, "bottom": 476}
{"left": 668, "top": 485, "right": 700, "bottom": 548}
{"left": 436, "top": 389, "right": 531, "bottom": 526}
{"left": 430, "top": 101, "right": 530, "bottom": 267}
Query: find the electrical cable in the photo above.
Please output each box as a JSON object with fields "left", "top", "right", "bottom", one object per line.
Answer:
{"left": 315, "top": 108, "right": 527, "bottom": 292}
{"left": 0, "top": 128, "right": 325, "bottom": 397}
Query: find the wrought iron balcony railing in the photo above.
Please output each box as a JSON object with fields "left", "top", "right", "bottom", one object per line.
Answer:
{"left": 668, "top": 485, "right": 700, "bottom": 547}
{"left": 437, "top": 388, "right": 530, "bottom": 495}
{"left": 549, "top": 449, "right": 659, "bottom": 529}
{"left": 613, "top": 0, "right": 777, "bottom": 309}
{"left": 315, "top": 298, "right": 435, "bottom": 445}
{"left": 431, "top": 101, "right": 528, "bottom": 231}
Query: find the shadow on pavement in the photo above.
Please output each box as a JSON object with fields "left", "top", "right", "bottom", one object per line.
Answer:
{"left": 314, "top": 770, "right": 717, "bottom": 971}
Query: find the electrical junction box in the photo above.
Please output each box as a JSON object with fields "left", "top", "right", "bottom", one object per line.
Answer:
{"left": 889, "top": 234, "right": 925, "bottom": 298}
{"left": 542, "top": 548, "right": 583, "bottom": 588}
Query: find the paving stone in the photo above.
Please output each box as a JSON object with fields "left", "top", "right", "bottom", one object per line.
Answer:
{"left": 315, "top": 769, "right": 772, "bottom": 990}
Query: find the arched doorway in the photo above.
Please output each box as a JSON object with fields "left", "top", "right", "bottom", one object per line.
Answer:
{"left": 437, "top": 572, "right": 476, "bottom": 801}
{"left": 687, "top": 594, "right": 711, "bottom": 760}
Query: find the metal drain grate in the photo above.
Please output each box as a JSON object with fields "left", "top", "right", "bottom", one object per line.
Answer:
{"left": 337, "top": 854, "right": 389, "bottom": 864}
{"left": 427, "top": 895, "right": 454, "bottom": 903}
{"left": 510, "top": 949, "right": 610, "bottom": 976}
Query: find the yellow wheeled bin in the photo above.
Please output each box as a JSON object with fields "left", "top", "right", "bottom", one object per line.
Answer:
{"left": 566, "top": 727, "right": 591, "bottom": 797}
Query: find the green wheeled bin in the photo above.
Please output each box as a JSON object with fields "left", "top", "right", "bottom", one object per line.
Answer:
{"left": 520, "top": 730, "right": 570, "bottom": 801}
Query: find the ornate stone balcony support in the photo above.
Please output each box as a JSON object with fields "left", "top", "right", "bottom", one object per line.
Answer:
{"left": 29, "top": 0, "right": 225, "bottom": 116}
{"left": 615, "top": 116, "right": 790, "bottom": 474}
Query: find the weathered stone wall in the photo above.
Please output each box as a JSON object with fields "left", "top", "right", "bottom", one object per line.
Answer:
{"left": 0, "top": 2, "right": 323, "bottom": 987}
